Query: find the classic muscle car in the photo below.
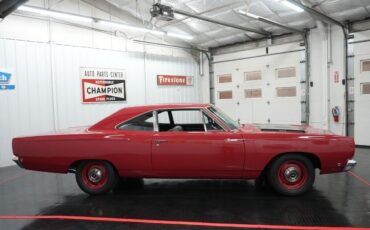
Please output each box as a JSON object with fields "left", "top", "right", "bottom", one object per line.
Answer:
{"left": 12, "top": 104, "right": 356, "bottom": 196}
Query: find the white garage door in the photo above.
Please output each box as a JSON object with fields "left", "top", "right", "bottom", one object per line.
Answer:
{"left": 354, "top": 54, "right": 370, "bottom": 146}
{"left": 214, "top": 46, "right": 304, "bottom": 125}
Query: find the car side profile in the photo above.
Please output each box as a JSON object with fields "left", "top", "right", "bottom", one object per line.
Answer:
{"left": 12, "top": 104, "right": 356, "bottom": 196}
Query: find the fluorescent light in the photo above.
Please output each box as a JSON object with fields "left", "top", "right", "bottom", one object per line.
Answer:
{"left": 99, "top": 20, "right": 192, "bottom": 40}
{"left": 167, "top": 32, "right": 193, "bottom": 40}
{"left": 16, "top": 6, "right": 193, "bottom": 41}
{"left": 273, "top": 0, "right": 304, "bottom": 12}
{"left": 282, "top": 1, "right": 304, "bottom": 12}
{"left": 18, "top": 5, "right": 93, "bottom": 23}
{"left": 237, "top": 10, "right": 260, "bottom": 19}
{"left": 99, "top": 20, "right": 166, "bottom": 36}
{"left": 98, "top": 20, "right": 148, "bottom": 33}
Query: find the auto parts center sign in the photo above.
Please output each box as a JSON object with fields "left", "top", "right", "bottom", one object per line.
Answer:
{"left": 81, "top": 67, "right": 126, "bottom": 103}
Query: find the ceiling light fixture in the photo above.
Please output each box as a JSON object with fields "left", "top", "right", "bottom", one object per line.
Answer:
{"left": 17, "top": 5, "right": 93, "bottom": 23}
{"left": 17, "top": 5, "right": 193, "bottom": 41}
{"left": 274, "top": 0, "right": 304, "bottom": 13}
{"left": 166, "top": 32, "right": 193, "bottom": 40}
{"left": 99, "top": 20, "right": 192, "bottom": 40}
{"left": 237, "top": 10, "right": 260, "bottom": 19}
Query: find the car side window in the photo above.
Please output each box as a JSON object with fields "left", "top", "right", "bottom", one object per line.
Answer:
{"left": 117, "top": 112, "right": 154, "bottom": 131}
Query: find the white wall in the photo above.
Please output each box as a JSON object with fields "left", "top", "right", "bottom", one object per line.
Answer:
{"left": 0, "top": 2, "right": 202, "bottom": 167}
{"left": 309, "top": 25, "right": 346, "bottom": 135}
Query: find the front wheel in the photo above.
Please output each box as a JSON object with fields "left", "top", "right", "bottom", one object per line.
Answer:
{"left": 267, "top": 154, "right": 315, "bottom": 196}
{"left": 76, "top": 161, "right": 118, "bottom": 195}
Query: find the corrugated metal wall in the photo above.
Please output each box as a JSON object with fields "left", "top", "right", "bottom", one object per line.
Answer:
{"left": 0, "top": 38, "right": 200, "bottom": 167}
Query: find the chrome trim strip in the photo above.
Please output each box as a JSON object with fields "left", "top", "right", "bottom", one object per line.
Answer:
{"left": 202, "top": 107, "right": 231, "bottom": 132}
{"left": 153, "top": 110, "right": 159, "bottom": 132}
{"left": 201, "top": 111, "right": 208, "bottom": 132}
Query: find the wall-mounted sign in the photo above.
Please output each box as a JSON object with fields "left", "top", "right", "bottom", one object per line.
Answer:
{"left": 81, "top": 67, "right": 126, "bottom": 103}
{"left": 157, "top": 75, "right": 193, "bottom": 86}
{"left": 0, "top": 70, "right": 15, "bottom": 90}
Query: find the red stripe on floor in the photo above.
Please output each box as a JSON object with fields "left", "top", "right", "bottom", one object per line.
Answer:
{"left": 348, "top": 171, "right": 370, "bottom": 187}
{"left": 0, "top": 215, "right": 369, "bottom": 230}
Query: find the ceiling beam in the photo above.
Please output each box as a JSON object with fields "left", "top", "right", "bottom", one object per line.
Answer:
{"left": 237, "top": 10, "right": 303, "bottom": 34}
{"left": 159, "top": 1, "right": 243, "bottom": 28}
{"left": 171, "top": 7, "right": 270, "bottom": 36}
{"left": 286, "top": 0, "right": 345, "bottom": 28}
{"left": 0, "top": 0, "right": 28, "bottom": 19}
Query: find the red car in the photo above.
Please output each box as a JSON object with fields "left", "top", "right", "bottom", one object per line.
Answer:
{"left": 12, "top": 104, "right": 356, "bottom": 196}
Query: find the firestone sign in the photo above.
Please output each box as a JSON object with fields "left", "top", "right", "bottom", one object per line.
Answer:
{"left": 81, "top": 67, "right": 126, "bottom": 103}
{"left": 157, "top": 75, "right": 193, "bottom": 86}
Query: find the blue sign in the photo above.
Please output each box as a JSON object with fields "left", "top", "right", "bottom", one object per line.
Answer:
{"left": 0, "top": 85, "right": 15, "bottom": 90}
{"left": 0, "top": 71, "right": 15, "bottom": 90}
{"left": 0, "top": 71, "right": 11, "bottom": 84}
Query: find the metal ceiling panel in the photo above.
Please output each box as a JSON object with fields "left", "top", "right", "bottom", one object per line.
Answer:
{"left": 46, "top": 0, "right": 370, "bottom": 49}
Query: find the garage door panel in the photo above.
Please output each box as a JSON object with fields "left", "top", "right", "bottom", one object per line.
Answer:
{"left": 354, "top": 53, "right": 370, "bottom": 146}
{"left": 214, "top": 46, "right": 303, "bottom": 126}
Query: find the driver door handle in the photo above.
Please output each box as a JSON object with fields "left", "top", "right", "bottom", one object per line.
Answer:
{"left": 225, "top": 138, "right": 245, "bottom": 142}
{"left": 154, "top": 139, "right": 168, "bottom": 146}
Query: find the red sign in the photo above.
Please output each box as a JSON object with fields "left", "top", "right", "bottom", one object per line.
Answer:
{"left": 157, "top": 75, "right": 193, "bottom": 86}
{"left": 334, "top": 71, "right": 339, "bottom": 83}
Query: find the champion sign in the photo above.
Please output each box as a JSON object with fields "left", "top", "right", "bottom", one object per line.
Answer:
{"left": 81, "top": 67, "right": 126, "bottom": 103}
{"left": 157, "top": 75, "right": 193, "bottom": 86}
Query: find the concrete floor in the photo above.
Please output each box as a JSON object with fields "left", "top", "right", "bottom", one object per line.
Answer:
{"left": 0, "top": 147, "right": 369, "bottom": 230}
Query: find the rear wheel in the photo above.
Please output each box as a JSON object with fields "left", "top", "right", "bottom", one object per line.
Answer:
{"left": 76, "top": 161, "right": 117, "bottom": 195}
{"left": 267, "top": 154, "right": 315, "bottom": 196}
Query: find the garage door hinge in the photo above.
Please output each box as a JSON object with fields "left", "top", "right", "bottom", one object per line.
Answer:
{"left": 347, "top": 34, "right": 354, "bottom": 39}
{"left": 347, "top": 100, "right": 355, "bottom": 103}
{"left": 300, "top": 101, "right": 307, "bottom": 104}
{"left": 347, "top": 77, "right": 355, "bottom": 80}
{"left": 300, "top": 60, "right": 306, "bottom": 63}
{"left": 300, "top": 80, "right": 306, "bottom": 83}
{"left": 301, "top": 120, "right": 307, "bottom": 124}
{"left": 349, "top": 122, "right": 355, "bottom": 125}
{"left": 347, "top": 55, "right": 354, "bottom": 58}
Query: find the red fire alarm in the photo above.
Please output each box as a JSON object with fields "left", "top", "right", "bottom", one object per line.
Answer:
{"left": 334, "top": 71, "right": 339, "bottom": 83}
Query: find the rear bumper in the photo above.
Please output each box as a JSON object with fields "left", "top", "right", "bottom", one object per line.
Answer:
{"left": 343, "top": 159, "right": 357, "bottom": 171}
{"left": 12, "top": 155, "right": 24, "bottom": 168}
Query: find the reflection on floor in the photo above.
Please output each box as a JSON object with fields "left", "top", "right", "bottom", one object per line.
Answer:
{"left": 0, "top": 147, "right": 369, "bottom": 230}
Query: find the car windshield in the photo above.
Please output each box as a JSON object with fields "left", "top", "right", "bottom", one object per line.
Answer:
{"left": 208, "top": 106, "right": 239, "bottom": 130}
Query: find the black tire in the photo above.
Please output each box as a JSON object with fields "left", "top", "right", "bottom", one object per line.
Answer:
{"left": 76, "top": 161, "right": 118, "bottom": 195}
{"left": 267, "top": 154, "right": 315, "bottom": 196}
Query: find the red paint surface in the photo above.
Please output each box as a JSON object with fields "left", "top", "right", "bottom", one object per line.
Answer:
{"left": 12, "top": 104, "right": 355, "bottom": 179}
{"left": 0, "top": 215, "right": 369, "bottom": 230}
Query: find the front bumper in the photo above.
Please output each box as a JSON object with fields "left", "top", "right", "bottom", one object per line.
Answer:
{"left": 343, "top": 159, "right": 357, "bottom": 171}
{"left": 12, "top": 155, "right": 24, "bottom": 168}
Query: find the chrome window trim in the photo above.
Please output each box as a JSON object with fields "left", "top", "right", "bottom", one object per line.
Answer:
{"left": 115, "top": 110, "right": 156, "bottom": 131}
{"left": 153, "top": 110, "right": 159, "bottom": 132}
{"left": 201, "top": 108, "right": 229, "bottom": 132}
{"left": 201, "top": 112, "right": 208, "bottom": 132}
{"left": 114, "top": 106, "right": 231, "bottom": 132}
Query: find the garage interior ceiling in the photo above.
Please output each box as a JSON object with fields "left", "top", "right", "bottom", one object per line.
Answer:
{"left": 7, "top": 0, "right": 370, "bottom": 50}
{"left": 99, "top": 0, "right": 370, "bottom": 48}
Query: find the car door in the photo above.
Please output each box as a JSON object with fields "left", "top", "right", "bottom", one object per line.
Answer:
{"left": 151, "top": 109, "right": 245, "bottom": 177}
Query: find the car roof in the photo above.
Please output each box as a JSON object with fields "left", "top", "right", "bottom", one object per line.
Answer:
{"left": 120, "top": 103, "right": 210, "bottom": 112}
{"left": 89, "top": 103, "right": 211, "bottom": 130}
